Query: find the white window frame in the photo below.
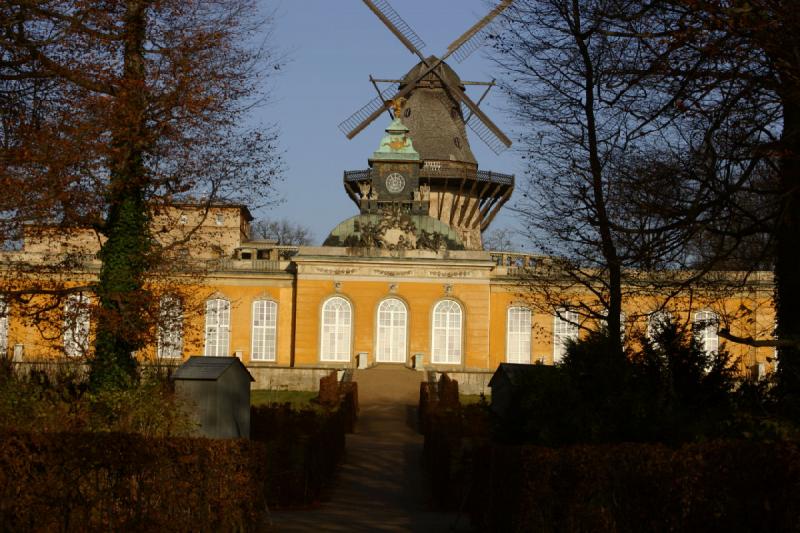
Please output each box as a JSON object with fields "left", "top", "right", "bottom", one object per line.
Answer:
{"left": 647, "top": 310, "right": 673, "bottom": 343}
{"left": 553, "top": 309, "right": 579, "bottom": 364}
{"left": 0, "top": 297, "right": 8, "bottom": 356}
{"left": 506, "top": 306, "right": 532, "bottom": 364}
{"left": 251, "top": 299, "right": 278, "bottom": 362}
{"left": 693, "top": 310, "right": 719, "bottom": 355}
{"left": 431, "top": 300, "right": 462, "bottom": 364}
{"left": 204, "top": 298, "right": 230, "bottom": 357}
{"left": 64, "top": 293, "right": 91, "bottom": 358}
{"left": 376, "top": 298, "right": 408, "bottom": 363}
{"left": 157, "top": 295, "right": 183, "bottom": 359}
{"left": 320, "top": 296, "right": 352, "bottom": 362}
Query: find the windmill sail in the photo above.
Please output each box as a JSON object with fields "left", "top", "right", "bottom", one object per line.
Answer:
{"left": 362, "top": 0, "right": 426, "bottom": 56}
{"left": 343, "top": 0, "right": 514, "bottom": 154}
{"left": 465, "top": 106, "right": 509, "bottom": 155}
{"left": 446, "top": 0, "right": 513, "bottom": 63}
{"left": 338, "top": 82, "right": 400, "bottom": 136}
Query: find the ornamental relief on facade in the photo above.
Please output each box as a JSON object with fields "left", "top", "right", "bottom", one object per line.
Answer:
{"left": 313, "top": 267, "right": 357, "bottom": 275}
{"left": 374, "top": 269, "right": 413, "bottom": 277}
{"left": 428, "top": 270, "right": 471, "bottom": 278}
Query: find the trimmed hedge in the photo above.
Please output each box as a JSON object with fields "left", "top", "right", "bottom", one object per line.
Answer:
{"left": 419, "top": 374, "right": 490, "bottom": 510}
{"left": 0, "top": 431, "right": 269, "bottom": 532}
{"left": 471, "top": 441, "right": 800, "bottom": 532}
{"left": 250, "top": 403, "right": 347, "bottom": 506}
{"left": 0, "top": 402, "right": 355, "bottom": 531}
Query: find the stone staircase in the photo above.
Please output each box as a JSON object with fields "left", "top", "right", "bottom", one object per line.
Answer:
{"left": 353, "top": 364, "right": 425, "bottom": 405}
{"left": 271, "top": 364, "right": 471, "bottom": 532}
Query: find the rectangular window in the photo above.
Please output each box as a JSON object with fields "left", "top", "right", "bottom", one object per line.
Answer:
{"left": 252, "top": 300, "right": 277, "bottom": 361}
{"left": 693, "top": 310, "right": 719, "bottom": 355}
{"left": 64, "top": 293, "right": 91, "bottom": 357}
{"left": 157, "top": 296, "right": 183, "bottom": 359}
{"left": 507, "top": 307, "right": 532, "bottom": 364}
{"left": 0, "top": 298, "right": 8, "bottom": 356}
{"left": 204, "top": 298, "right": 230, "bottom": 357}
{"left": 553, "top": 309, "right": 578, "bottom": 364}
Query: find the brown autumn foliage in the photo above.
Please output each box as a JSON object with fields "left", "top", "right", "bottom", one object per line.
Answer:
{"left": 0, "top": 1, "right": 282, "bottom": 386}
{"left": 0, "top": 431, "right": 271, "bottom": 532}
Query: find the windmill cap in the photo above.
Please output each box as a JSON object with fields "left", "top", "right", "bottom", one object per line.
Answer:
{"left": 401, "top": 56, "right": 465, "bottom": 90}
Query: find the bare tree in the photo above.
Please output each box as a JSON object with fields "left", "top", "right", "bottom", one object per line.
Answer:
{"left": 250, "top": 219, "right": 313, "bottom": 246}
{"left": 494, "top": 0, "right": 677, "bottom": 352}
{"left": 601, "top": 0, "right": 797, "bottom": 410}
{"left": 494, "top": 0, "right": 777, "bottom": 354}
{"left": 482, "top": 227, "right": 519, "bottom": 252}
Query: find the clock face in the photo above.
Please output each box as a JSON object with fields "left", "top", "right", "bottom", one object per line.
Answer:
{"left": 385, "top": 172, "right": 406, "bottom": 194}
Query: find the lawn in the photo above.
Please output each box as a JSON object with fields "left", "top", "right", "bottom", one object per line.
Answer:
{"left": 460, "top": 393, "right": 490, "bottom": 405}
{"left": 251, "top": 389, "right": 318, "bottom": 407}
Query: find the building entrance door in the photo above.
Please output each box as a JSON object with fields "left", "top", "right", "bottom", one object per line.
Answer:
{"left": 376, "top": 298, "right": 407, "bottom": 363}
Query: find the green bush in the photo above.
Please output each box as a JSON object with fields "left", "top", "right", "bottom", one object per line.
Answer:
{"left": 492, "top": 318, "right": 785, "bottom": 445}
{"left": 0, "top": 363, "right": 192, "bottom": 436}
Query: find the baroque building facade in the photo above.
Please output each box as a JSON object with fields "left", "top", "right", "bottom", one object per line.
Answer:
{"left": 1, "top": 75, "right": 778, "bottom": 389}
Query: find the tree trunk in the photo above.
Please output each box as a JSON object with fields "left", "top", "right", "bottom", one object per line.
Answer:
{"left": 776, "top": 94, "right": 800, "bottom": 415}
{"left": 89, "top": 1, "right": 151, "bottom": 390}
{"left": 573, "top": 0, "right": 623, "bottom": 355}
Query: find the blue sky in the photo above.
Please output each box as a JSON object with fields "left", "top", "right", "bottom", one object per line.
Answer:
{"left": 251, "top": 0, "right": 525, "bottom": 245}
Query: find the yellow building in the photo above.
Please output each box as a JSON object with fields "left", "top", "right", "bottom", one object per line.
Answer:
{"left": 1, "top": 63, "right": 777, "bottom": 393}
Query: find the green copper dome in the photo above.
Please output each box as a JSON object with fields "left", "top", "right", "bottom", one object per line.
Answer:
{"left": 372, "top": 116, "right": 420, "bottom": 162}
{"left": 323, "top": 212, "right": 464, "bottom": 251}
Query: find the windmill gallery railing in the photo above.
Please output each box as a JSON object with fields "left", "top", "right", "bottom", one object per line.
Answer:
{"left": 344, "top": 166, "right": 514, "bottom": 233}
{"left": 344, "top": 168, "right": 514, "bottom": 186}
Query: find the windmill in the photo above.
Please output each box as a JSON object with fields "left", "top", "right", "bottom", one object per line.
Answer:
{"left": 339, "top": 0, "right": 516, "bottom": 251}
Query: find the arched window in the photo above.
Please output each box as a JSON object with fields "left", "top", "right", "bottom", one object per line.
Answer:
{"left": 204, "top": 298, "right": 230, "bottom": 357}
{"left": 64, "top": 293, "right": 91, "bottom": 358}
{"left": 553, "top": 309, "right": 578, "bottom": 364}
{"left": 507, "top": 306, "right": 532, "bottom": 364}
{"left": 252, "top": 300, "right": 278, "bottom": 361}
{"left": 321, "top": 297, "right": 352, "bottom": 362}
{"left": 647, "top": 310, "right": 673, "bottom": 343}
{"left": 432, "top": 300, "right": 462, "bottom": 364}
{"left": 376, "top": 298, "right": 407, "bottom": 363}
{"left": 157, "top": 295, "right": 183, "bottom": 359}
{"left": 693, "top": 310, "right": 720, "bottom": 355}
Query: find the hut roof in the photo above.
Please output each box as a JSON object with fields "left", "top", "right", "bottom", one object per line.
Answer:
{"left": 489, "top": 363, "right": 553, "bottom": 388}
{"left": 172, "top": 356, "right": 254, "bottom": 382}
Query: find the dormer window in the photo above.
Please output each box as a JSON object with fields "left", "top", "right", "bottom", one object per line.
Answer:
{"left": 215, "top": 213, "right": 224, "bottom": 226}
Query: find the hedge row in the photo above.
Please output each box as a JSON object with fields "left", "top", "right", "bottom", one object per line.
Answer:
{"left": 419, "top": 375, "right": 490, "bottom": 510}
{"left": 472, "top": 441, "right": 800, "bottom": 532}
{"left": 249, "top": 377, "right": 357, "bottom": 507}
{"left": 0, "top": 398, "right": 356, "bottom": 532}
{"left": 0, "top": 431, "right": 269, "bottom": 532}
{"left": 250, "top": 403, "right": 348, "bottom": 506}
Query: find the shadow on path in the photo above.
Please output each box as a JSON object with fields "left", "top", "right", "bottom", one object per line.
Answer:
{"left": 269, "top": 366, "right": 472, "bottom": 532}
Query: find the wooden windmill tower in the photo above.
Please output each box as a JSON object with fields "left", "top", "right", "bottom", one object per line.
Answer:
{"left": 340, "top": 0, "right": 515, "bottom": 250}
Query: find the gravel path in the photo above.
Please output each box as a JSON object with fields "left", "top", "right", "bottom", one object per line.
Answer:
{"left": 268, "top": 366, "right": 471, "bottom": 532}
